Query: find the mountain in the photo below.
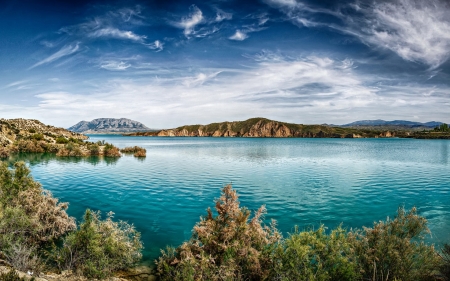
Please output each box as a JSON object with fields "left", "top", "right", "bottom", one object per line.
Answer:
{"left": 125, "top": 117, "right": 384, "bottom": 138}
{"left": 68, "top": 118, "right": 152, "bottom": 134}
{"left": 0, "top": 118, "right": 87, "bottom": 147}
{"left": 342, "top": 120, "right": 443, "bottom": 129}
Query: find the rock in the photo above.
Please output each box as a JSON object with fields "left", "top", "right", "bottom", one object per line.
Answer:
{"left": 118, "top": 266, "right": 157, "bottom": 281}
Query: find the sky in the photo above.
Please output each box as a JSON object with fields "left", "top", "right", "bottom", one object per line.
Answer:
{"left": 1, "top": 0, "right": 450, "bottom": 128}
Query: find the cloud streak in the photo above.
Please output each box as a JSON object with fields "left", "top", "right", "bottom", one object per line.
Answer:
{"left": 29, "top": 43, "right": 80, "bottom": 69}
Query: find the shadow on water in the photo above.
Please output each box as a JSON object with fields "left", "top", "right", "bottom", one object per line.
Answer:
{"left": 4, "top": 153, "right": 120, "bottom": 167}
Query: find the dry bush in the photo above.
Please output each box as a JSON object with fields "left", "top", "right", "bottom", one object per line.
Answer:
{"left": 0, "top": 147, "right": 10, "bottom": 158}
{"left": 103, "top": 143, "right": 121, "bottom": 157}
{"left": 157, "top": 184, "right": 281, "bottom": 281}
{"left": 56, "top": 142, "right": 86, "bottom": 157}
{"left": 0, "top": 162, "right": 75, "bottom": 273}
{"left": 133, "top": 150, "right": 146, "bottom": 157}
{"left": 351, "top": 207, "right": 441, "bottom": 281}
{"left": 51, "top": 210, "right": 143, "bottom": 279}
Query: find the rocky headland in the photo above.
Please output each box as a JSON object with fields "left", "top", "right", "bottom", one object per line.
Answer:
{"left": 0, "top": 118, "right": 87, "bottom": 147}
{"left": 125, "top": 117, "right": 401, "bottom": 138}
{"left": 0, "top": 118, "right": 135, "bottom": 158}
{"left": 125, "top": 117, "right": 450, "bottom": 139}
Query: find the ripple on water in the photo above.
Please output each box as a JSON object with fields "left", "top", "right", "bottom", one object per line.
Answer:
{"left": 7, "top": 137, "right": 450, "bottom": 262}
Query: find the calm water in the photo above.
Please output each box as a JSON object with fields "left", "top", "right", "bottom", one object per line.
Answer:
{"left": 5, "top": 136, "right": 450, "bottom": 263}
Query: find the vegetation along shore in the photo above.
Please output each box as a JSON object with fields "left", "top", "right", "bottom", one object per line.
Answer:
{"left": 0, "top": 162, "right": 450, "bottom": 280}
{"left": 0, "top": 119, "right": 146, "bottom": 159}
{"left": 124, "top": 117, "right": 450, "bottom": 139}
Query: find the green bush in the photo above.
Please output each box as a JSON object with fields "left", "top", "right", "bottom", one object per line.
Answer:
{"left": 351, "top": 207, "right": 441, "bottom": 281}
{"left": 30, "top": 133, "right": 44, "bottom": 141}
{"left": 55, "top": 136, "right": 69, "bottom": 144}
{"left": 273, "top": 225, "right": 359, "bottom": 281}
{"left": 51, "top": 209, "right": 143, "bottom": 279}
{"left": 88, "top": 143, "right": 100, "bottom": 155}
{"left": 440, "top": 244, "right": 450, "bottom": 280}
{"left": 157, "top": 184, "right": 281, "bottom": 281}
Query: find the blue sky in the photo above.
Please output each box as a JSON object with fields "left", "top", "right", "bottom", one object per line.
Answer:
{"left": 1, "top": 0, "right": 449, "bottom": 128}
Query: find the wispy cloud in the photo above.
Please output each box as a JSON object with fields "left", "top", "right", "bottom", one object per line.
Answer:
{"left": 215, "top": 9, "right": 232, "bottom": 22}
{"left": 29, "top": 43, "right": 80, "bottom": 69}
{"left": 173, "top": 5, "right": 204, "bottom": 37}
{"left": 100, "top": 61, "right": 131, "bottom": 71}
{"left": 265, "top": 0, "right": 450, "bottom": 69}
{"left": 348, "top": 0, "right": 450, "bottom": 69}
{"left": 229, "top": 12, "right": 270, "bottom": 41}
{"left": 89, "top": 27, "right": 146, "bottom": 42}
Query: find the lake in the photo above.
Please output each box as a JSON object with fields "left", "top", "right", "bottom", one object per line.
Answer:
{"left": 5, "top": 136, "right": 450, "bottom": 264}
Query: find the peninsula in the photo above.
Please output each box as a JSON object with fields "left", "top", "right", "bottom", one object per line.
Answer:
{"left": 124, "top": 117, "right": 450, "bottom": 139}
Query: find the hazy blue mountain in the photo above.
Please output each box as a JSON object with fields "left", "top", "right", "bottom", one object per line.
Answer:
{"left": 342, "top": 120, "right": 443, "bottom": 128}
{"left": 69, "top": 118, "right": 152, "bottom": 133}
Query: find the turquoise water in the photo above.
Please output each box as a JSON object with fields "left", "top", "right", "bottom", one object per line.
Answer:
{"left": 5, "top": 136, "right": 450, "bottom": 263}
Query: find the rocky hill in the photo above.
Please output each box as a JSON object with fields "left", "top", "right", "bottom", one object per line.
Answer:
{"left": 125, "top": 117, "right": 396, "bottom": 138}
{"left": 68, "top": 118, "right": 152, "bottom": 134}
{"left": 0, "top": 118, "right": 87, "bottom": 147}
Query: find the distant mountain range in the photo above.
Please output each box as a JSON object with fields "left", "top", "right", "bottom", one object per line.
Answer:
{"left": 341, "top": 120, "right": 443, "bottom": 128}
{"left": 68, "top": 118, "right": 153, "bottom": 134}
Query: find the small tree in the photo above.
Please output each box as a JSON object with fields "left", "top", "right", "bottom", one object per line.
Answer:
{"left": 51, "top": 209, "right": 143, "bottom": 279}
{"left": 157, "top": 184, "right": 281, "bottom": 281}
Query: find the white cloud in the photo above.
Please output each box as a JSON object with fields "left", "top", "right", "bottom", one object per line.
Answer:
{"left": 352, "top": 0, "right": 450, "bottom": 69}
{"left": 173, "top": 5, "right": 204, "bottom": 37}
{"left": 229, "top": 30, "right": 248, "bottom": 41}
{"left": 100, "top": 61, "right": 131, "bottom": 71}
{"left": 89, "top": 27, "right": 146, "bottom": 42}
{"left": 147, "top": 40, "right": 164, "bottom": 52}
{"left": 266, "top": 0, "right": 450, "bottom": 69}
{"left": 29, "top": 43, "right": 80, "bottom": 69}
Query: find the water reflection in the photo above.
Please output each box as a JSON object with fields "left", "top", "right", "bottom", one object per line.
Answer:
{"left": 4, "top": 153, "right": 119, "bottom": 166}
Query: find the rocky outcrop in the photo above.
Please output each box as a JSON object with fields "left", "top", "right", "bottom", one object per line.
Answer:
{"left": 68, "top": 118, "right": 152, "bottom": 134}
{"left": 0, "top": 118, "right": 87, "bottom": 147}
{"left": 126, "top": 118, "right": 381, "bottom": 138}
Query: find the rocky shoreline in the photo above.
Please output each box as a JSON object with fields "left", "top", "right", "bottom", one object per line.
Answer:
{"left": 124, "top": 117, "right": 450, "bottom": 139}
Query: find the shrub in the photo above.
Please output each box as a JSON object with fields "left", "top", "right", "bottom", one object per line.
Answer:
{"left": 0, "top": 162, "right": 75, "bottom": 273}
{"left": 157, "top": 184, "right": 281, "bottom": 281}
{"left": 88, "top": 143, "right": 100, "bottom": 156}
{"left": 440, "top": 244, "right": 450, "bottom": 279}
{"left": 120, "top": 146, "right": 146, "bottom": 157}
{"left": 31, "top": 133, "right": 44, "bottom": 141}
{"left": 55, "top": 136, "right": 69, "bottom": 144}
{"left": 351, "top": 207, "right": 441, "bottom": 281}
{"left": 0, "top": 162, "right": 76, "bottom": 242}
{"left": 51, "top": 209, "right": 143, "bottom": 279}
{"left": 0, "top": 147, "right": 10, "bottom": 158}
{"left": 272, "top": 225, "right": 359, "bottom": 281}
{"left": 133, "top": 150, "right": 146, "bottom": 157}
{"left": 103, "top": 143, "right": 121, "bottom": 157}
{"left": 56, "top": 143, "right": 85, "bottom": 157}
